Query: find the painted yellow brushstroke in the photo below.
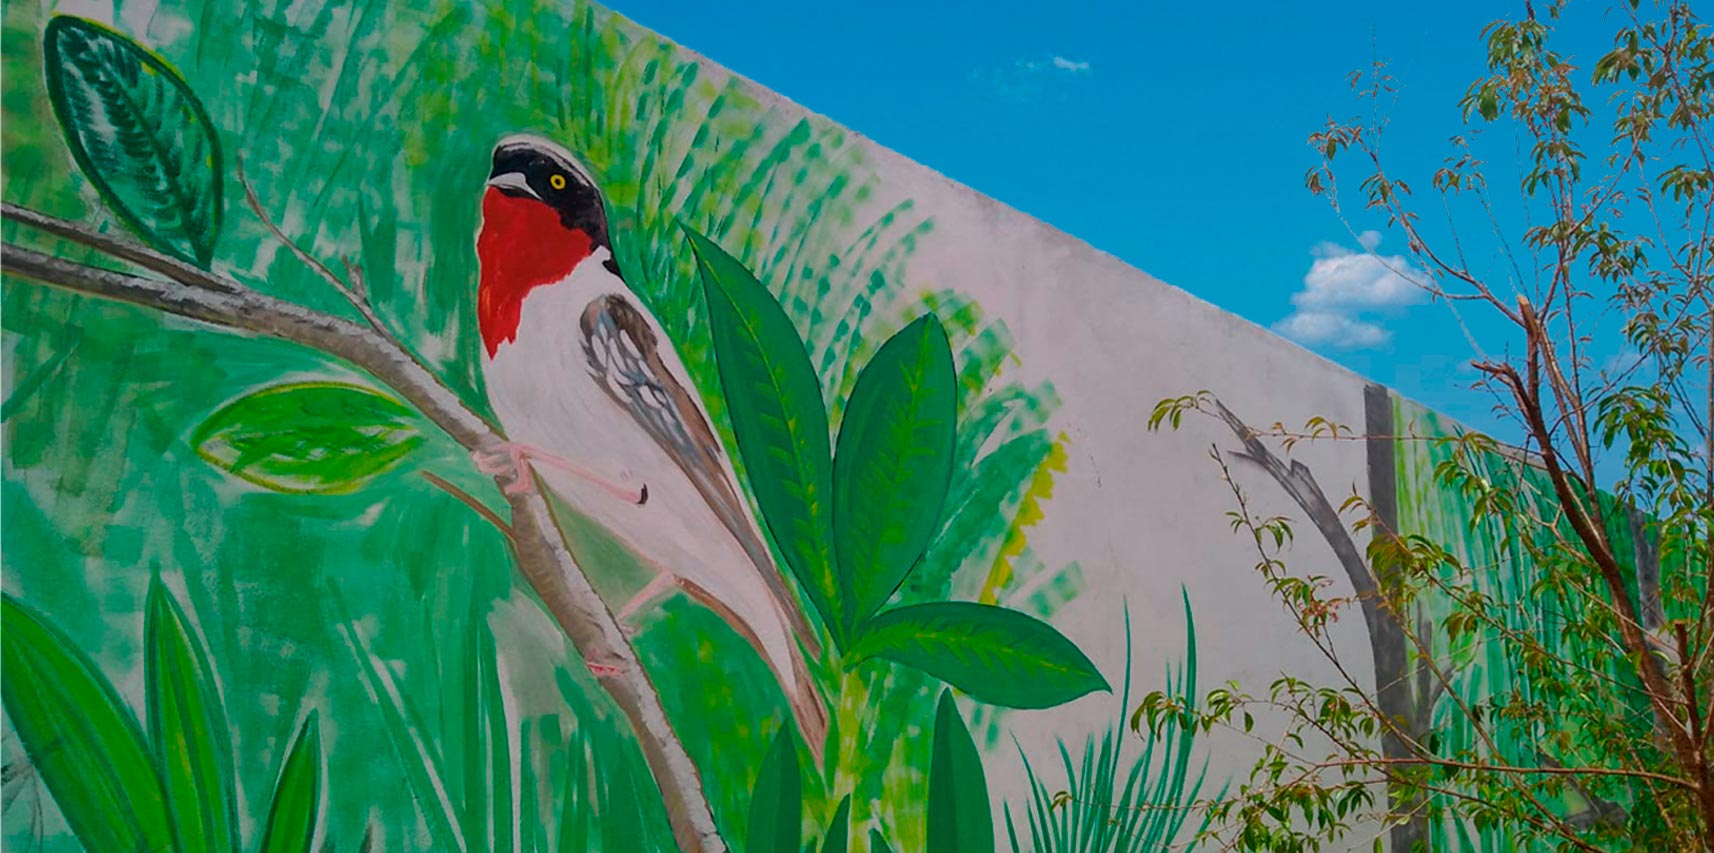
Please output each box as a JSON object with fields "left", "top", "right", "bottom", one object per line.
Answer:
{"left": 979, "top": 432, "right": 1069, "bottom": 604}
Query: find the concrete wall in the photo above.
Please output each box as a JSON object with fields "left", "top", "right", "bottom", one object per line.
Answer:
{"left": 0, "top": 1, "right": 1488, "bottom": 850}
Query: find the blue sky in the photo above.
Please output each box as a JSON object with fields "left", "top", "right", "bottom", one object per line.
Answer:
{"left": 606, "top": 0, "right": 1623, "bottom": 441}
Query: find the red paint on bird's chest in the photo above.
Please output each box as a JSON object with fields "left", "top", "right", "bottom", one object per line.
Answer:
{"left": 477, "top": 188, "right": 594, "bottom": 357}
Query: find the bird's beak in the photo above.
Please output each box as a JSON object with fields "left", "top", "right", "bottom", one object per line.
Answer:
{"left": 486, "top": 171, "right": 539, "bottom": 200}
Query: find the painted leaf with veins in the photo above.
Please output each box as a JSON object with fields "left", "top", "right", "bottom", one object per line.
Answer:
{"left": 833, "top": 313, "right": 957, "bottom": 628}
{"left": 688, "top": 226, "right": 843, "bottom": 637}
{"left": 852, "top": 602, "right": 1109, "bottom": 708}
{"left": 43, "top": 15, "right": 223, "bottom": 266}
{"left": 192, "top": 382, "right": 424, "bottom": 494}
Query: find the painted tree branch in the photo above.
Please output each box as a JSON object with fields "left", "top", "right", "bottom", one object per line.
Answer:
{"left": 1206, "top": 395, "right": 1427, "bottom": 852}
{"left": 0, "top": 206, "right": 725, "bottom": 853}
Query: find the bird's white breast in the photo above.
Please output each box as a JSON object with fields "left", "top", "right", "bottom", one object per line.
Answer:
{"left": 478, "top": 252, "right": 788, "bottom": 663}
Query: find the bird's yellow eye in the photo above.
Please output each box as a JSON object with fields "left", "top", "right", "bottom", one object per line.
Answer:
{"left": 549, "top": 173, "right": 567, "bottom": 190}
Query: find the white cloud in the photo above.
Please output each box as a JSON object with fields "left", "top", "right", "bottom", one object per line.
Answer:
{"left": 972, "top": 54, "right": 1094, "bottom": 100}
{"left": 1273, "top": 232, "right": 1429, "bottom": 350}
{"left": 1273, "top": 311, "right": 1392, "bottom": 348}
{"left": 1050, "top": 55, "right": 1092, "bottom": 73}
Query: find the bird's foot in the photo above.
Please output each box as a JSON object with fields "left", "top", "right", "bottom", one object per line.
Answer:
{"left": 587, "top": 660, "right": 626, "bottom": 678}
{"left": 471, "top": 441, "right": 646, "bottom": 504}
{"left": 471, "top": 441, "right": 539, "bottom": 496}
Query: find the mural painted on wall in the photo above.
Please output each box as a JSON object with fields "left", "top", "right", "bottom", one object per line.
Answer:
{"left": 1, "top": 2, "right": 1215, "bottom": 851}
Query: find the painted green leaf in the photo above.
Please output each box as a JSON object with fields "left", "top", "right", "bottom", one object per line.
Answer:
{"left": 43, "top": 15, "right": 223, "bottom": 267}
{"left": 0, "top": 595, "right": 173, "bottom": 853}
{"left": 821, "top": 795, "right": 852, "bottom": 853}
{"left": 686, "top": 227, "right": 841, "bottom": 633}
{"left": 192, "top": 381, "right": 424, "bottom": 494}
{"left": 870, "top": 830, "right": 898, "bottom": 853}
{"left": 852, "top": 603, "right": 1109, "bottom": 709}
{"left": 927, "top": 690, "right": 992, "bottom": 853}
{"left": 747, "top": 725, "right": 803, "bottom": 853}
{"left": 833, "top": 314, "right": 957, "bottom": 627}
{"left": 260, "top": 711, "right": 323, "bottom": 853}
{"left": 145, "top": 579, "right": 237, "bottom": 853}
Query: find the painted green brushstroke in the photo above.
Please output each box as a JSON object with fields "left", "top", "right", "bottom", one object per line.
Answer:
{"left": 1390, "top": 399, "right": 1652, "bottom": 852}
{"left": 0, "top": 0, "right": 1068, "bottom": 849}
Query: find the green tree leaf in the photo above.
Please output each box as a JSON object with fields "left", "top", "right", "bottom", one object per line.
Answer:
{"left": 833, "top": 314, "right": 958, "bottom": 627}
{"left": 821, "top": 795, "right": 852, "bottom": 853}
{"left": 747, "top": 725, "right": 803, "bottom": 853}
{"left": 0, "top": 595, "right": 173, "bottom": 853}
{"left": 928, "top": 690, "right": 992, "bottom": 853}
{"left": 43, "top": 15, "right": 223, "bottom": 266}
{"left": 192, "top": 381, "right": 424, "bottom": 494}
{"left": 686, "top": 227, "right": 841, "bottom": 635}
{"left": 145, "top": 579, "right": 237, "bottom": 853}
{"left": 852, "top": 603, "right": 1109, "bottom": 708}
{"left": 260, "top": 711, "right": 323, "bottom": 853}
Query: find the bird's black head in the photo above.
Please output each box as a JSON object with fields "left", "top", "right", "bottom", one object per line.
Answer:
{"left": 485, "top": 134, "right": 611, "bottom": 250}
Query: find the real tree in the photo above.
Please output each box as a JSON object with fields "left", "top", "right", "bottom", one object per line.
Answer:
{"left": 1143, "top": 1, "right": 1712, "bottom": 850}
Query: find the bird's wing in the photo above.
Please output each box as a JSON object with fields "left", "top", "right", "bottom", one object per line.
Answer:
{"left": 578, "top": 293, "right": 815, "bottom": 640}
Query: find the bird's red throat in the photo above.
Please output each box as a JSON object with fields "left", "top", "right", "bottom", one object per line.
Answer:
{"left": 477, "top": 187, "right": 595, "bottom": 357}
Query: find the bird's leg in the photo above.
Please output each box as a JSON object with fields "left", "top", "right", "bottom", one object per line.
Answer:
{"left": 471, "top": 441, "right": 647, "bottom": 504}
{"left": 617, "top": 572, "right": 680, "bottom": 626}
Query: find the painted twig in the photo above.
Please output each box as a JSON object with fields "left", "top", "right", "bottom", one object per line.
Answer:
{"left": 0, "top": 205, "right": 726, "bottom": 853}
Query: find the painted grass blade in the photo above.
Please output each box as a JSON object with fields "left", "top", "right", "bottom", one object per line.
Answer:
{"left": 260, "top": 711, "right": 323, "bottom": 853}
{"left": 0, "top": 594, "right": 172, "bottom": 853}
{"left": 820, "top": 794, "right": 852, "bottom": 853}
{"left": 927, "top": 690, "right": 992, "bottom": 853}
{"left": 747, "top": 725, "right": 803, "bottom": 853}
{"left": 331, "top": 586, "right": 465, "bottom": 852}
{"left": 145, "top": 578, "right": 237, "bottom": 853}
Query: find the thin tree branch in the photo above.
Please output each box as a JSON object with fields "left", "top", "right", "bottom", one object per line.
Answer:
{"left": 0, "top": 214, "right": 726, "bottom": 853}
{"left": 420, "top": 471, "right": 512, "bottom": 539}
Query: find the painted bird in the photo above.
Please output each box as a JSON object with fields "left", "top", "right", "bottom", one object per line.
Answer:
{"left": 471, "top": 133, "right": 828, "bottom": 749}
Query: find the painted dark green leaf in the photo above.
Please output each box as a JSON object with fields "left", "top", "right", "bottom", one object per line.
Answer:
{"left": 260, "top": 711, "right": 323, "bottom": 853}
{"left": 192, "top": 381, "right": 424, "bottom": 494}
{"left": 746, "top": 725, "right": 802, "bottom": 853}
{"left": 928, "top": 690, "right": 992, "bottom": 853}
{"left": 43, "top": 15, "right": 223, "bottom": 266}
{"left": 821, "top": 795, "right": 852, "bottom": 853}
{"left": 0, "top": 595, "right": 172, "bottom": 853}
{"left": 145, "top": 579, "right": 237, "bottom": 853}
{"left": 870, "top": 830, "right": 898, "bottom": 853}
{"left": 833, "top": 314, "right": 957, "bottom": 627}
{"left": 852, "top": 603, "right": 1109, "bottom": 709}
{"left": 686, "top": 227, "right": 841, "bottom": 634}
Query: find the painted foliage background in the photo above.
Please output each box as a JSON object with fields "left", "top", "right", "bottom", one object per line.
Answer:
{"left": 0, "top": 0, "right": 1544, "bottom": 850}
{"left": 1, "top": 0, "right": 1101, "bottom": 847}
